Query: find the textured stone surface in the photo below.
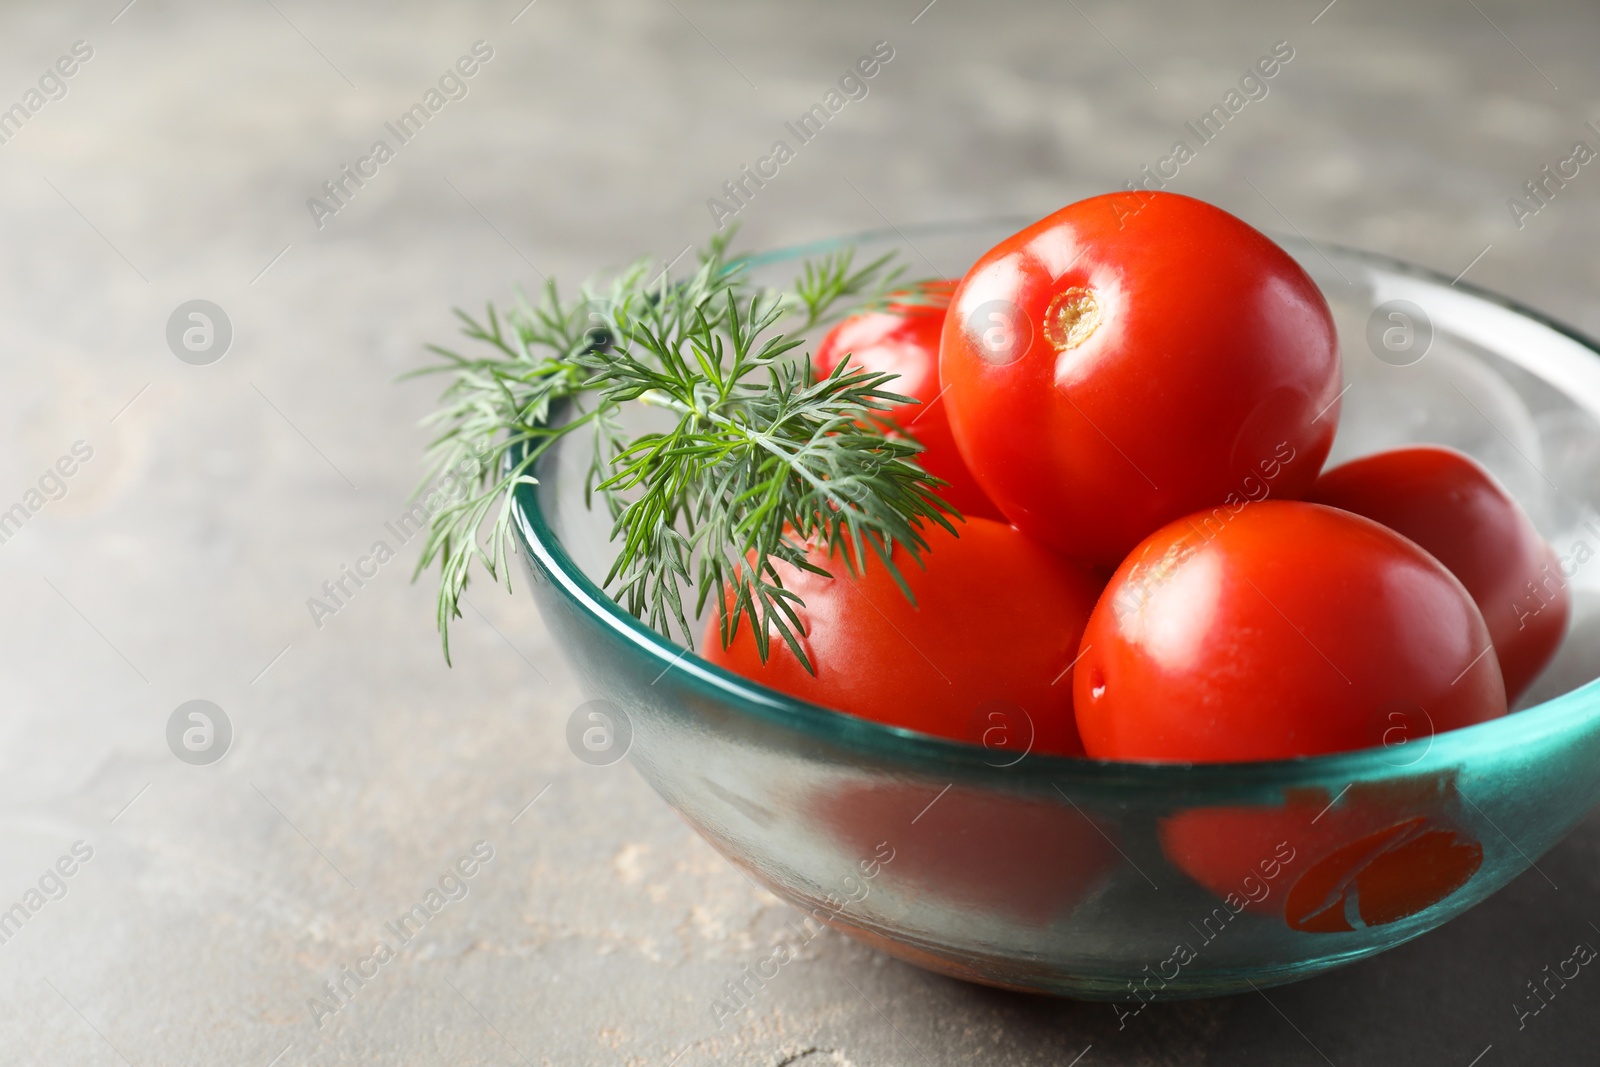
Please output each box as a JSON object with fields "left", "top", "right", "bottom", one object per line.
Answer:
{"left": 1, "top": 0, "right": 1599, "bottom": 1063}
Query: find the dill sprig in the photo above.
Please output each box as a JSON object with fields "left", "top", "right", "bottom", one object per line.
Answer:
{"left": 410, "top": 234, "right": 958, "bottom": 670}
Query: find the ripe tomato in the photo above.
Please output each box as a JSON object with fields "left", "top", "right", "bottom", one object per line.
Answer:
{"left": 1161, "top": 774, "right": 1484, "bottom": 934}
{"left": 813, "top": 283, "right": 1005, "bottom": 521}
{"left": 1309, "top": 446, "right": 1569, "bottom": 704}
{"left": 1073, "top": 501, "right": 1507, "bottom": 762}
{"left": 941, "top": 191, "right": 1342, "bottom": 566}
{"left": 703, "top": 517, "right": 1103, "bottom": 755}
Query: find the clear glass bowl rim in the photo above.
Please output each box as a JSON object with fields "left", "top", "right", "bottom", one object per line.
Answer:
{"left": 510, "top": 217, "right": 1600, "bottom": 791}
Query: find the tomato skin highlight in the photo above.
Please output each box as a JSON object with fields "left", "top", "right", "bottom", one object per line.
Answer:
{"left": 813, "top": 287, "right": 1005, "bottom": 522}
{"left": 941, "top": 191, "right": 1342, "bottom": 566}
{"left": 703, "top": 518, "right": 1103, "bottom": 756}
{"left": 1309, "top": 445, "right": 1570, "bottom": 704}
{"left": 1073, "top": 501, "right": 1507, "bottom": 762}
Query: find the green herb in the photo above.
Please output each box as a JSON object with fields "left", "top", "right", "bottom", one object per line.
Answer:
{"left": 410, "top": 233, "right": 958, "bottom": 670}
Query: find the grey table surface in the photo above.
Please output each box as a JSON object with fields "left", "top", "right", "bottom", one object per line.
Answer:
{"left": 4, "top": 0, "right": 1600, "bottom": 1063}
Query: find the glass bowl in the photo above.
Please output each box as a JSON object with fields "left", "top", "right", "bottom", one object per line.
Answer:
{"left": 510, "top": 219, "right": 1600, "bottom": 999}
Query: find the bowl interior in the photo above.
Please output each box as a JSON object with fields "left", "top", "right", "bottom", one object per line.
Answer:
{"left": 538, "top": 219, "right": 1600, "bottom": 724}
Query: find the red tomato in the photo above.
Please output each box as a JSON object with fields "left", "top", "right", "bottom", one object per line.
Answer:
{"left": 941, "top": 191, "right": 1342, "bottom": 566}
{"left": 1073, "top": 501, "right": 1507, "bottom": 762}
{"left": 1310, "top": 446, "right": 1569, "bottom": 704}
{"left": 1161, "top": 774, "right": 1484, "bottom": 934}
{"left": 814, "top": 283, "right": 1005, "bottom": 521}
{"left": 703, "top": 518, "right": 1102, "bottom": 755}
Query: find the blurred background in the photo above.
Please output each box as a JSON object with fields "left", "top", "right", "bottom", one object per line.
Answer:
{"left": 2, "top": 0, "right": 1599, "bottom": 1063}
